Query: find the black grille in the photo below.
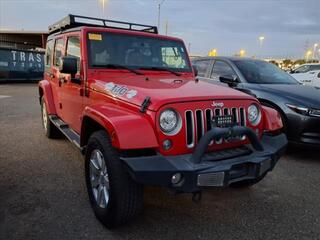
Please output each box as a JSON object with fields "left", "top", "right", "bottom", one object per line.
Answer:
{"left": 185, "top": 107, "right": 246, "bottom": 148}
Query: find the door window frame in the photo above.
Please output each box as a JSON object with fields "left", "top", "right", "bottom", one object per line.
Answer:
{"left": 53, "top": 37, "right": 66, "bottom": 69}
{"left": 193, "top": 58, "right": 214, "bottom": 78}
{"left": 66, "top": 34, "right": 81, "bottom": 74}
{"left": 210, "top": 60, "right": 238, "bottom": 80}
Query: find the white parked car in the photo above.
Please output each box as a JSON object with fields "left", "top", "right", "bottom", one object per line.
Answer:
{"left": 290, "top": 64, "right": 320, "bottom": 87}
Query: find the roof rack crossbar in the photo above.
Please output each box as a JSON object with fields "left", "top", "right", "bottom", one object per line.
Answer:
{"left": 48, "top": 14, "right": 158, "bottom": 35}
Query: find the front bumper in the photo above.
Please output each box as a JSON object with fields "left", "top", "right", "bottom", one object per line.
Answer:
{"left": 121, "top": 127, "right": 287, "bottom": 193}
{"left": 286, "top": 112, "right": 320, "bottom": 145}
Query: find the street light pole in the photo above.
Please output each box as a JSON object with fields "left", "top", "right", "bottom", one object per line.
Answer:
{"left": 99, "top": 0, "right": 107, "bottom": 15}
{"left": 157, "top": 0, "right": 165, "bottom": 33}
{"left": 312, "top": 43, "right": 318, "bottom": 59}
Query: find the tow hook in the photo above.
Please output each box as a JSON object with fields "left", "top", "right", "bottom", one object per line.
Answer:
{"left": 192, "top": 191, "right": 202, "bottom": 203}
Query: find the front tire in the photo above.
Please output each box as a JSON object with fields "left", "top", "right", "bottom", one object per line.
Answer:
{"left": 85, "top": 130, "right": 143, "bottom": 228}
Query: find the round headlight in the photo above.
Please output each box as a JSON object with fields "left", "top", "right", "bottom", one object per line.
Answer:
{"left": 248, "top": 104, "right": 261, "bottom": 126}
{"left": 159, "top": 109, "right": 181, "bottom": 135}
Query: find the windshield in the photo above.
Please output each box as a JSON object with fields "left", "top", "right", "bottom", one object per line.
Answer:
{"left": 87, "top": 32, "right": 192, "bottom": 72}
{"left": 233, "top": 60, "right": 298, "bottom": 84}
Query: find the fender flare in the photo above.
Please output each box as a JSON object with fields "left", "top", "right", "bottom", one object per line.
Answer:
{"left": 38, "top": 80, "right": 57, "bottom": 114}
{"left": 81, "top": 105, "right": 159, "bottom": 150}
{"left": 261, "top": 105, "right": 283, "bottom": 132}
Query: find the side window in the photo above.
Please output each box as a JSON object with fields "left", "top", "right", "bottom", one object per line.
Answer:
{"left": 45, "top": 40, "right": 54, "bottom": 72}
{"left": 54, "top": 38, "right": 65, "bottom": 67}
{"left": 294, "top": 65, "right": 310, "bottom": 73}
{"left": 66, "top": 36, "right": 81, "bottom": 72}
{"left": 310, "top": 65, "right": 320, "bottom": 71}
{"left": 210, "top": 61, "right": 236, "bottom": 81}
{"left": 193, "top": 59, "right": 211, "bottom": 77}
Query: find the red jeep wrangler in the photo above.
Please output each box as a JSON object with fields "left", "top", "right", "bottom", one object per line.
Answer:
{"left": 39, "top": 15, "right": 287, "bottom": 228}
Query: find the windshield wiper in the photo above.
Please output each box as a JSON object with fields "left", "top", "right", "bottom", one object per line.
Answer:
{"left": 139, "top": 67, "right": 181, "bottom": 76}
{"left": 92, "top": 64, "right": 144, "bottom": 75}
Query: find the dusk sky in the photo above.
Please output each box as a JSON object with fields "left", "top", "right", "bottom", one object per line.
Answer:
{"left": 0, "top": 0, "right": 319, "bottom": 58}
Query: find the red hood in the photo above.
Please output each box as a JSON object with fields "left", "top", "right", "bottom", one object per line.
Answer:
{"left": 90, "top": 73, "right": 255, "bottom": 111}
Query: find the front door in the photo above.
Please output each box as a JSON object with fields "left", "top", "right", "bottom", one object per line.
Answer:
{"left": 59, "top": 35, "right": 83, "bottom": 133}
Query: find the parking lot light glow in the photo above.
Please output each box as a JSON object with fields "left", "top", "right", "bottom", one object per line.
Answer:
{"left": 259, "top": 36, "right": 265, "bottom": 46}
{"left": 305, "top": 50, "right": 312, "bottom": 60}
{"left": 239, "top": 49, "right": 246, "bottom": 57}
{"left": 208, "top": 48, "right": 217, "bottom": 56}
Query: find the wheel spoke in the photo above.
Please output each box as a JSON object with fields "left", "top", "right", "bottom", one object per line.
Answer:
{"left": 97, "top": 185, "right": 103, "bottom": 206}
{"left": 90, "top": 158, "right": 100, "bottom": 172}
{"left": 102, "top": 186, "right": 109, "bottom": 206}
{"left": 96, "top": 151, "right": 103, "bottom": 169}
{"left": 90, "top": 175, "right": 99, "bottom": 188}
{"left": 104, "top": 174, "right": 110, "bottom": 189}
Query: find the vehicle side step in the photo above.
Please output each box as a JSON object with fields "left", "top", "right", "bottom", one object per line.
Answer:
{"left": 49, "top": 115, "right": 82, "bottom": 151}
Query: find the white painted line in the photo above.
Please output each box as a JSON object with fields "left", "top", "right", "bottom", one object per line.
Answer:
{"left": 0, "top": 95, "right": 11, "bottom": 99}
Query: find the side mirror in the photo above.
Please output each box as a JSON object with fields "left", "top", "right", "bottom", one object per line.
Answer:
{"left": 219, "top": 75, "right": 238, "bottom": 86}
{"left": 192, "top": 65, "right": 198, "bottom": 77}
{"left": 59, "top": 57, "right": 78, "bottom": 76}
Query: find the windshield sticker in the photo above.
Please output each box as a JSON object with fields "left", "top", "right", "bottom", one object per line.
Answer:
{"left": 105, "top": 82, "right": 138, "bottom": 99}
{"left": 88, "top": 33, "right": 102, "bottom": 41}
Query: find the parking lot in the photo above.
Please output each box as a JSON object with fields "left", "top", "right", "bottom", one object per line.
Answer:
{"left": 0, "top": 83, "right": 319, "bottom": 240}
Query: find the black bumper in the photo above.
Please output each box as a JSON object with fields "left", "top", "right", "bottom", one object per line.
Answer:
{"left": 286, "top": 112, "right": 320, "bottom": 146}
{"left": 121, "top": 127, "right": 287, "bottom": 193}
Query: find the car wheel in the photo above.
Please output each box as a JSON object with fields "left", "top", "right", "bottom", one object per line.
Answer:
{"left": 230, "top": 173, "right": 267, "bottom": 188}
{"left": 85, "top": 130, "right": 143, "bottom": 228}
{"left": 41, "top": 97, "right": 60, "bottom": 138}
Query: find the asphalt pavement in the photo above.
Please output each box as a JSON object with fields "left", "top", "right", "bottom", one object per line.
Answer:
{"left": 0, "top": 84, "right": 319, "bottom": 240}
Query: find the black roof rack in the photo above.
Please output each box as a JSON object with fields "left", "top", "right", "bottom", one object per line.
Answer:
{"left": 48, "top": 14, "right": 158, "bottom": 35}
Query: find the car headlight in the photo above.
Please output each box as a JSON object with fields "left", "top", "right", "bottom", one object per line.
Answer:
{"left": 159, "top": 109, "right": 182, "bottom": 135}
{"left": 286, "top": 104, "right": 320, "bottom": 117}
{"left": 247, "top": 104, "right": 261, "bottom": 126}
{"left": 309, "top": 109, "right": 320, "bottom": 117}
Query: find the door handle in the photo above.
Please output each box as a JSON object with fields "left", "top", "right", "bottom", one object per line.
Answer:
{"left": 58, "top": 76, "right": 67, "bottom": 87}
{"left": 59, "top": 76, "right": 67, "bottom": 83}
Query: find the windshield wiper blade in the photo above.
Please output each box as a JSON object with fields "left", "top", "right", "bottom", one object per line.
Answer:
{"left": 139, "top": 67, "right": 181, "bottom": 76}
{"left": 92, "top": 64, "right": 144, "bottom": 75}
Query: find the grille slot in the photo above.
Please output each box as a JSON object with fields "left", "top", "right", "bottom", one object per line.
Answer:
{"left": 214, "top": 109, "right": 223, "bottom": 144}
{"left": 185, "top": 110, "right": 195, "bottom": 148}
{"left": 185, "top": 107, "right": 247, "bottom": 148}
{"left": 195, "top": 110, "right": 204, "bottom": 141}
{"left": 239, "top": 107, "right": 245, "bottom": 126}
{"left": 205, "top": 109, "right": 213, "bottom": 132}
{"left": 232, "top": 108, "right": 238, "bottom": 123}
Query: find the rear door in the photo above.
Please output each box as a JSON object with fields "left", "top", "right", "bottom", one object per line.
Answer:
{"left": 58, "top": 35, "right": 83, "bottom": 133}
